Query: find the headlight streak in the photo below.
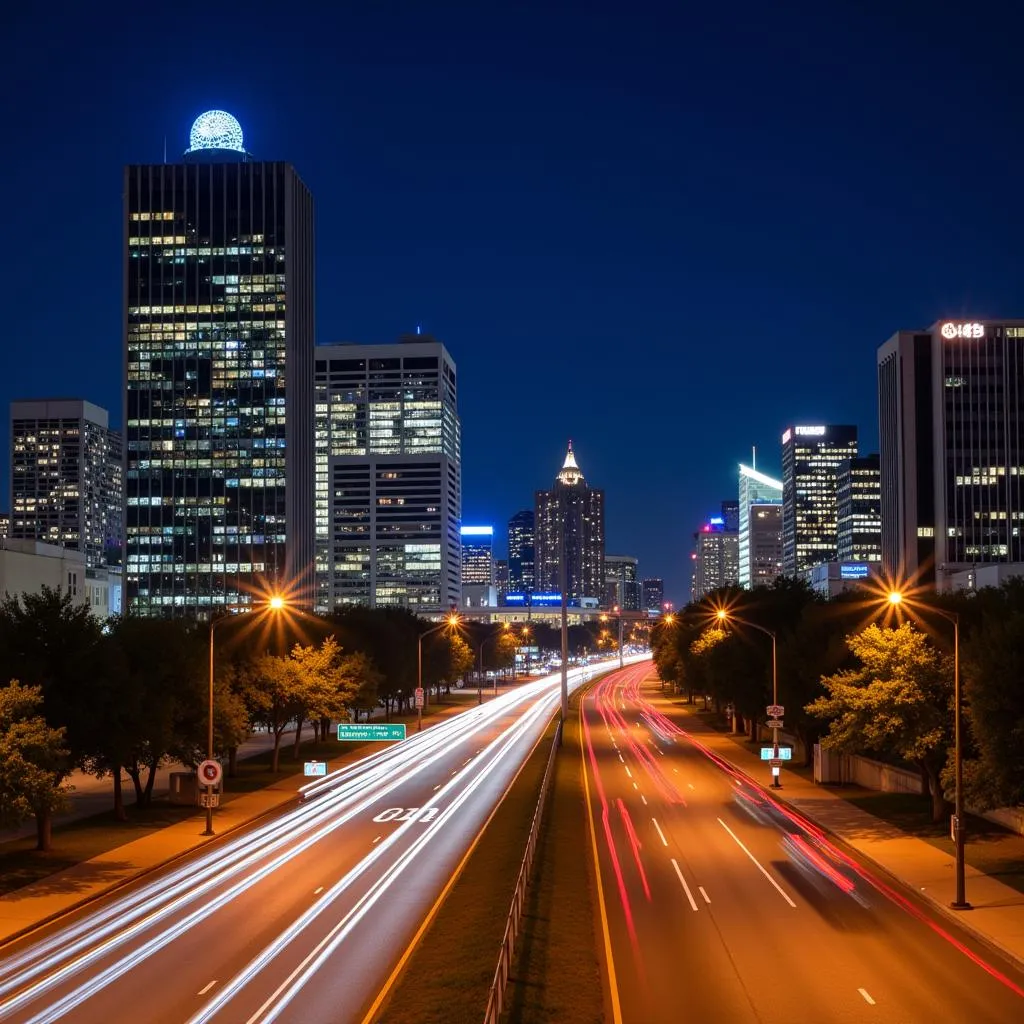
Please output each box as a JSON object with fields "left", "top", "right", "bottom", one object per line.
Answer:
{"left": 2, "top": 655, "right": 646, "bottom": 1023}
{"left": 188, "top": 692, "right": 558, "bottom": 1024}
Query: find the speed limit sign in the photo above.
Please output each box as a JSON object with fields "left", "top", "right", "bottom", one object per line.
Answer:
{"left": 198, "top": 759, "right": 223, "bottom": 788}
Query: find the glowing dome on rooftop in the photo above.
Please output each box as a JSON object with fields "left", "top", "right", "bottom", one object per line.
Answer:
{"left": 187, "top": 110, "right": 245, "bottom": 154}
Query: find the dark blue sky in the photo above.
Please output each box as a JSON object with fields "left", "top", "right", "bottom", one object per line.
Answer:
{"left": 4, "top": 1, "right": 1024, "bottom": 604}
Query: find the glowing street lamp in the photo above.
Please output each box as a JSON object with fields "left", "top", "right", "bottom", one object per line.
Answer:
{"left": 205, "top": 595, "right": 288, "bottom": 836}
{"left": 885, "top": 588, "right": 970, "bottom": 910}
{"left": 417, "top": 614, "right": 461, "bottom": 732}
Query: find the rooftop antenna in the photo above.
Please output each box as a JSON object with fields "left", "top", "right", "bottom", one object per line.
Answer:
{"left": 415, "top": 323, "right": 422, "bottom": 336}
{"left": 163, "top": 135, "right": 167, "bottom": 164}
{"left": 752, "top": 445, "right": 756, "bottom": 469}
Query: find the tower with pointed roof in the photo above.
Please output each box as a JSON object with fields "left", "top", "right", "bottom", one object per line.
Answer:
{"left": 534, "top": 441, "right": 605, "bottom": 604}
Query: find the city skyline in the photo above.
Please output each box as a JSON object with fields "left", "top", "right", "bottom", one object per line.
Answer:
{"left": 6, "top": 4, "right": 1024, "bottom": 604}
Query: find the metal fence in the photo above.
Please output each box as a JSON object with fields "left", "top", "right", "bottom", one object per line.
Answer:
{"left": 483, "top": 718, "right": 563, "bottom": 1024}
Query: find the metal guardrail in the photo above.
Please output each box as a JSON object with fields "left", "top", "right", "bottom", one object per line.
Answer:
{"left": 483, "top": 717, "right": 563, "bottom": 1024}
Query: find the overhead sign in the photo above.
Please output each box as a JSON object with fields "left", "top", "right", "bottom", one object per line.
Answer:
{"left": 760, "top": 746, "right": 793, "bottom": 761}
{"left": 337, "top": 723, "right": 407, "bottom": 743}
{"left": 304, "top": 761, "right": 327, "bottom": 777}
{"left": 941, "top": 322, "right": 984, "bottom": 339}
{"left": 197, "top": 759, "right": 223, "bottom": 788}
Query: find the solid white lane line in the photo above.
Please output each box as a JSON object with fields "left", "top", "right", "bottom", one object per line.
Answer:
{"left": 198, "top": 981, "right": 217, "bottom": 996}
{"left": 641, "top": 794, "right": 648, "bottom": 806}
{"left": 652, "top": 818, "right": 668, "bottom": 847}
{"left": 671, "top": 860, "right": 699, "bottom": 912}
{"left": 625, "top": 765, "right": 633, "bottom": 779}
{"left": 858, "top": 989, "right": 875, "bottom": 1006}
{"left": 698, "top": 886, "right": 710, "bottom": 904}
{"left": 717, "top": 818, "right": 796, "bottom": 907}
{"left": 313, "top": 887, "right": 324, "bottom": 895}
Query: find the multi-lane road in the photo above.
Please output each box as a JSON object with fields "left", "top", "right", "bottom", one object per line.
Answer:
{"left": 0, "top": 658, "right": 636, "bottom": 1024}
{"left": 581, "top": 663, "right": 1024, "bottom": 1023}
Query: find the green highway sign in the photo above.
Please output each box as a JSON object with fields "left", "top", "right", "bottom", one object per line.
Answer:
{"left": 760, "top": 746, "right": 792, "bottom": 761}
{"left": 337, "top": 723, "right": 407, "bottom": 743}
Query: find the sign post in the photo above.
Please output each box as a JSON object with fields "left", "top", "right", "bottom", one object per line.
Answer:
{"left": 766, "top": 704, "right": 784, "bottom": 789}
{"left": 414, "top": 687, "right": 425, "bottom": 733}
{"left": 197, "top": 759, "right": 223, "bottom": 821}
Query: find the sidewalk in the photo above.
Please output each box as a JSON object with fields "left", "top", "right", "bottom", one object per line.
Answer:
{"left": 651, "top": 682, "right": 1024, "bottom": 970}
{"left": 0, "top": 697, "right": 481, "bottom": 947}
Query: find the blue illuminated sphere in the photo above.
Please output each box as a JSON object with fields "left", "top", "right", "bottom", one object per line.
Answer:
{"left": 187, "top": 111, "right": 245, "bottom": 153}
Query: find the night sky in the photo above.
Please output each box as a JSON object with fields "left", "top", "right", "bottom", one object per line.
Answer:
{"left": 4, "top": 1, "right": 1024, "bottom": 604}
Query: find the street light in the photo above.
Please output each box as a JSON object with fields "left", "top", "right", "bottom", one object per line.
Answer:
{"left": 887, "top": 589, "right": 971, "bottom": 910}
{"left": 417, "top": 613, "right": 460, "bottom": 733}
{"left": 205, "top": 595, "right": 288, "bottom": 836}
{"left": 716, "top": 608, "right": 780, "bottom": 788}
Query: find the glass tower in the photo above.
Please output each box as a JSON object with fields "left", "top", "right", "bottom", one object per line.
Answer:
{"left": 507, "top": 509, "right": 535, "bottom": 594}
{"left": 124, "top": 112, "right": 314, "bottom": 615}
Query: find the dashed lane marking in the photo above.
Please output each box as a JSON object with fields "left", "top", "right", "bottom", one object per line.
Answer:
{"left": 314, "top": 886, "right": 324, "bottom": 895}
{"left": 198, "top": 981, "right": 217, "bottom": 996}
{"left": 717, "top": 818, "right": 797, "bottom": 908}
{"left": 652, "top": 818, "right": 669, "bottom": 847}
{"left": 699, "top": 886, "right": 711, "bottom": 904}
{"left": 671, "top": 859, "right": 699, "bottom": 912}
{"left": 859, "top": 989, "right": 876, "bottom": 1006}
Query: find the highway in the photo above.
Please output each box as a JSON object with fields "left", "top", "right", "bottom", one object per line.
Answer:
{"left": 581, "top": 664, "right": 1024, "bottom": 1024}
{"left": 0, "top": 657, "right": 637, "bottom": 1024}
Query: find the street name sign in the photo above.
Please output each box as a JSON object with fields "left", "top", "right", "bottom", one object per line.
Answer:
{"left": 760, "top": 746, "right": 792, "bottom": 761}
{"left": 766, "top": 704, "right": 784, "bottom": 718}
{"left": 766, "top": 718, "right": 784, "bottom": 730}
{"left": 769, "top": 759, "right": 785, "bottom": 768}
{"left": 337, "top": 723, "right": 407, "bottom": 742}
{"left": 304, "top": 761, "right": 328, "bottom": 777}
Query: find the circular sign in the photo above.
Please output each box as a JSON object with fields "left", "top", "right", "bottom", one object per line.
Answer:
{"left": 198, "top": 759, "right": 223, "bottom": 788}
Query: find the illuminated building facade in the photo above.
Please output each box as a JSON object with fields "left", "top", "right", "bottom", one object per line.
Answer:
{"left": 314, "top": 336, "right": 461, "bottom": 612}
{"left": 738, "top": 463, "right": 782, "bottom": 588}
{"left": 494, "top": 557, "right": 509, "bottom": 598}
{"left": 878, "top": 319, "right": 1024, "bottom": 589}
{"left": 507, "top": 509, "right": 535, "bottom": 594}
{"left": 781, "top": 424, "right": 858, "bottom": 575}
{"left": 534, "top": 442, "right": 605, "bottom": 604}
{"left": 460, "top": 526, "right": 494, "bottom": 585}
{"left": 691, "top": 506, "right": 739, "bottom": 600}
{"left": 10, "top": 399, "right": 122, "bottom": 568}
{"left": 604, "top": 554, "right": 640, "bottom": 610}
{"left": 748, "top": 503, "right": 783, "bottom": 587}
{"left": 124, "top": 111, "right": 314, "bottom": 615}
{"left": 836, "top": 455, "right": 881, "bottom": 564}
{"left": 641, "top": 577, "right": 664, "bottom": 612}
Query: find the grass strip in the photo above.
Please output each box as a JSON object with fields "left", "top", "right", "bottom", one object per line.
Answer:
{"left": 371, "top": 718, "right": 560, "bottom": 1024}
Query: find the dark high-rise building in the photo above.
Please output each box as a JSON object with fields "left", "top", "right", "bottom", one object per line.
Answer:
{"left": 535, "top": 442, "right": 605, "bottom": 603}
{"left": 641, "top": 577, "right": 664, "bottom": 613}
{"left": 604, "top": 554, "right": 640, "bottom": 610}
{"left": 507, "top": 509, "right": 535, "bottom": 594}
{"left": 494, "top": 557, "right": 509, "bottom": 599}
{"left": 836, "top": 455, "right": 882, "bottom": 565}
{"left": 124, "top": 111, "right": 314, "bottom": 615}
{"left": 10, "top": 399, "right": 123, "bottom": 568}
{"left": 314, "top": 336, "right": 461, "bottom": 612}
{"left": 879, "top": 319, "right": 1024, "bottom": 590}
{"left": 781, "top": 424, "right": 858, "bottom": 575}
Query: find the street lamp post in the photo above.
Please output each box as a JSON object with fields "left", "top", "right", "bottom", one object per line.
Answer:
{"left": 717, "top": 609, "right": 779, "bottom": 788}
{"left": 205, "top": 594, "right": 286, "bottom": 836}
{"left": 476, "top": 624, "right": 510, "bottom": 704}
{"left": 417, "top": 614, "right": 459, "bottom": 733}
{"left": 888, "top": 591, "right": 970, "bottom": 909}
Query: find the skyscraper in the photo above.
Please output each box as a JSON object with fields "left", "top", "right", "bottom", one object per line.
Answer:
{"left": 604, "top": 554, "right": 640, "bottom": 610}
{"left": 691, "top": 506, "right": 739, "bottom": 600}
{"left": 781, "top": 425, "right": 858, "bottom": 575}
{"left": 314, "top": 335, "right": 461, "bottom": 612}
{"left": 460, "top": 526, "right": 494, "bottom": 585}
{"left": 124, "top": 111, "right": 314, "bottom": 615}
{"left": 641, "top": 577, "right": 664, "bottom": 613}
{"left": 507, "top": 509, "right": 535, "bottom": 594}
{"left": 535, "top": 442, "right": 605, "bottom": 604}
{"left": 10, "top": 399, "right": 122, "bottom": 568}
{"left": 738, "top": 463, "right": 782, "bottom": 588}
{"left": 878, "top": 319, "right": 1024, "bottom": 589}
{"left": 748, "top": 504, "right": 784, "bottom": 587}
{"left": 836, "top": 455, "right": 882, "bottom": 564}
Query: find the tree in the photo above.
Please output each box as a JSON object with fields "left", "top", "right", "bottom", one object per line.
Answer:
{"left": 345, "top": 652, "right": 384, "bottom": 723}
{"left": 288, "top": 636, "right": 358, "bottom": 753}
{"left": 242, "top": 653, "right": 305, "bottom": 773}
{"left": 0, "top": 682, "right": 71, "bottom": 851}
{"left": 807, "top": 623, "right": 953, "bottom": 821}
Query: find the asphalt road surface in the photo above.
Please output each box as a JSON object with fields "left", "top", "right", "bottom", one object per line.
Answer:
{"left": 0, "top": 656, "right": 640, "bottom": 1024}
{"left": 580, "top": 664, "right": 1024, "bottom": 1024}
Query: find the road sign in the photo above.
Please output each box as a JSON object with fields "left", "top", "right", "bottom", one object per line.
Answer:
{"left": 769, "top": 759, "right": 785, "bottom": 768}
{"left": 414, "top": 687, "right": 425, "bottom": 709}
{"left": 766, "top": 718, "right": 784, "bottom": 730}
{"left": 337, "top": 723, "right": 407, "bottom": 743}
{"left": 198, "top": 792, "right": 220, "bottom": 808}
{"left": 197, "top": 759, "right": 223, "bottom": 788}
{"left": 766, "top": 704, "right": 784, "bottom": 718}
{"left": 760, "top": 746, "right": 792, "bottom": 761}
{"left": 304, "top": 761, "right": 328, "bottom": 777}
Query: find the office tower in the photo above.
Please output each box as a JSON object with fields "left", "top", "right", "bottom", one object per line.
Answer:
{"left": 460, "top": 526, "right": 494, "bottom": 584}
{"left": 493, "top": 557, "right": 509, "bottom": 599}
{"left": 781, "top": 425, "right": 858, "bottom": 575}
{"left": 641, "top": 577, "right": 664, "bottom": 612}
{"left": 836, "top": 455, "right": 882, "bottom": 564}
{"left": 605, "top": 554, "right": 640, "bottom": 610}
{"left": 534, "top": 442, "right": 605, "bottom": 603}
{"left": 692, "top": 509, "right": 739, "bottom": 600}
{"left": 0, "top": 513, "right": 8, "bottom": 539}
{"left": 738, "top": 463, "right": 782, "bottom": 588}
{"left": 748, "top": 503, "right": 784, "bottom": 587}
{"left": 10, "top": 399, "right": 122, "bottom": 568}
{"left": 507, "top": 509, "right": 535, "bottom": 594}
{"left": 314, "top": 335, "right": 461, "bottom": 612}
{"left": 124, "top": 111, "right": 314, "bottom": 615}
{"left": 879, "top": 319, "right": 1024, "bottom": 589}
